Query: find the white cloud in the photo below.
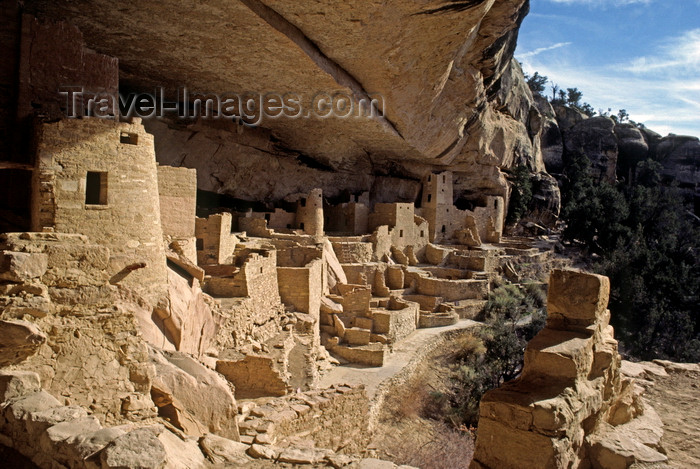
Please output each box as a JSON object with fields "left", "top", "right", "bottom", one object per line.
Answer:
{"left": 518, "top": 29, "right": 700, "bottom": 137}
{"left": 519, "top": 42, "right": 572, "bottom": 59}
{"left": 623, "top": 29, "right": 700, "bottom": 74}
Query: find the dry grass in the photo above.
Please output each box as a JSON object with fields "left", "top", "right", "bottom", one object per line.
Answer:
{"left": 373, "top": 330, "right": 479, "bottom": 469}
{"left": 377, "top": 420, "right": 475, "bottom": 469}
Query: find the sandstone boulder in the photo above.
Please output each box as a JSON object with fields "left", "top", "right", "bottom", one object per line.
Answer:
{"left": 156, "top": 427, "right": 208, "bottom": 469}
{"left": 0, "top": 370, "right": 41, "bottom": 401}
{"left": 614, "top": 123, "right": 649, "bottom": 180}
{"left": 63, "top": 426, "right": 128, "bottom": 462}
{"left": 149, "top": 348, "right": 239, "bottom": 440}
{"left": 0, "top": 251, "right": 48, "bottom": 282}
{"left": 26, "top": 405, "right": 89, "bottom": 438}
{"left": 100, "top": 427, "right": 167, "bottom": 469}
{"left": 248, "top": 443, "right": 278, "bottom": 460}
{"left": 39, "top": 416, "right": 102, "bottom": 457}
{"left": 199, "top": 433, "right": 249, "bottom": 465}
{"left": 532, "top": 96, "right": 564, "bottom": 174}
{"left": 471, "top": 269, "right": 662, "bottom": 469}
{"left": 0, "top": 319, "right": 47, "bottom": 367}
{"left": 530, "top": 172, "right": 561, "bottom": 224}
{"left": 655, "top": 134, "right": 700, "bottom": 204}
{"left": 554, "top": 104, "right": 588, "bottom": 133}
{"left": 546, "top": 269, "right": 610, "bottom": 329}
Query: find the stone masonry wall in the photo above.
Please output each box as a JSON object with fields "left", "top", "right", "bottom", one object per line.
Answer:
{"left": 195, "top": 212, "right": 236, "bottom": 265}
{"left": 157, "top": 165, "right": 197, "bottom": 240}
{"left": 237, "top": 384, "right": 370, "bottom": 453}
{"left": 0, "top": 232, "right": 157, "bottom": 426}
{"left": 31, "top": 118, "right": 167, "bottom": 301}
{"left": 277, "top": 259, "right": 323, "bottom": 320}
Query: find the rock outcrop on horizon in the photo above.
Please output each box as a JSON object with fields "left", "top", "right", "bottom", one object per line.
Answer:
{"left": 544, "top": 101, "right": 699, "bottom": 210}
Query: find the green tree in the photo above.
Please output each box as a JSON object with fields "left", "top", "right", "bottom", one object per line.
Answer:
{"left": 617, "top": 109, "right": 630, "bottom": 123}
{"left": 506, "top": 165, "right": 534, "bottom": 224}
{"left": 526, "top": 72, "right": 549, "bottom": 95}
{"left": 566, "top": 87, "right": 583, "bottom": 107}
{"left": 579, "top": 102, "right": 596, "bottom": 117}
{"left": 560, "top": 155, "right": 700, "bottom": 362}
{"left": 561, "top": 151, "right": 630, "bottom": 254}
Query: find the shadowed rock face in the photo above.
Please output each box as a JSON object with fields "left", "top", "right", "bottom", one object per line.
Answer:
{"left": 24, "top": 0, "right": 544, "bottom": 204}
{"left": 656, "top": 135, "right": 700, "bottom": 204}
{"left": 564, "top": 117, "right": 619, "bottom": 183}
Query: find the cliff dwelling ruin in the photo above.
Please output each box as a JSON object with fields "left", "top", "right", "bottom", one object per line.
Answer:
{"left": 0, "top": 1, "right": 695, "bottom": 468}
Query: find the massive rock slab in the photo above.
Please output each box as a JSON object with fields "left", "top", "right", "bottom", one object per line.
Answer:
{"left": 24, "top": 0, "right": 554, "bottom": 208}
{"left": 655, "top": 135, "right": 700, "bottom": 205}
{"left": 149, "top": 347, "right": 240, "bottom": 440}
{"left": 0, "top": 319, "right": 47, "bottom": 367}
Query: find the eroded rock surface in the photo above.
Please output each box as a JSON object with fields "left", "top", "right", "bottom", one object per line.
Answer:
{"left": 470, "top": 269, "right": 667, "bottom": 469}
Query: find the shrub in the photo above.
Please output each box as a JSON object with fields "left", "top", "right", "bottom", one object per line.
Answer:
{"left": 427, "top": 282, "right": 547, "bottom": 427}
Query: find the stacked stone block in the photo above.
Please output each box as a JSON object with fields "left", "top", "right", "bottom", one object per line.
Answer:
{"left": 471, "top": 269, "right": 666, "bottom": 469}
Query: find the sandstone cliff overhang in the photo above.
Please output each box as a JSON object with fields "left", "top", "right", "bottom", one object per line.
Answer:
{"left": 25, "top": 0, "right": 530, "bottom": 170}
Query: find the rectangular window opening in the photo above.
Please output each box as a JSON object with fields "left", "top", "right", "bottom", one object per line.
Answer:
{"left": 427, "top": 194, "right": 432, "bottom": 203}
{"left": 120, "top": 132, "right": 139, "bottom": 145}
{"left": 196, "top": 238, "right": 204, "bottom": 250}
{"left": 85, "top": 171, "right": 108, "bottom": 205}
{"left": 399, "top": 229, "right": 404, "bottom": 237}
{"left": 300, "top": 198, "right": 307, "bottom": 207}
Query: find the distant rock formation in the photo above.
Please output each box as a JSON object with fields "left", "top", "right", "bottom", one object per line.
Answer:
{"left": 543, "top": 101, "right": 699, "bottom": 212}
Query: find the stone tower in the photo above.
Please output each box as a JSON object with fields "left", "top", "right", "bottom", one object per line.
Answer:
{"left": 296, "top": 188, "right": 324, "bottom": 237}
{"left": 30, "top": 117, "right": 168, "bottom": 301}
{"left": 420, "top": 171, "right": 454, "bottom": 242}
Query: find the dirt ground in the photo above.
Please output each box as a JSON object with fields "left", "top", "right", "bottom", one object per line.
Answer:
{"left": 640, "top": 367, "right": 700, "bottom": 469}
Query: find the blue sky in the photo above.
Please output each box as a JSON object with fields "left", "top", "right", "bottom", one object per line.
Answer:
{"left": 515, "top": 0, "right": 700, "bottom": 137}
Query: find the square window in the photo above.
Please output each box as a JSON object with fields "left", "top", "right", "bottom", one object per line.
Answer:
{"left": 85, "top": 171, "right": 108, "bottom": 205}
{"left": 120, "top": 132, "right": 138, "bottom": 145}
